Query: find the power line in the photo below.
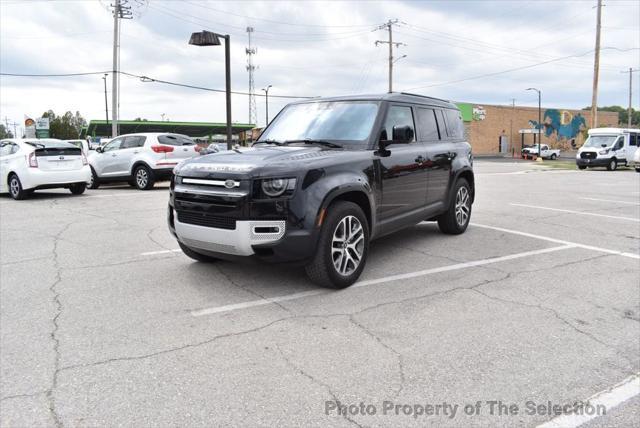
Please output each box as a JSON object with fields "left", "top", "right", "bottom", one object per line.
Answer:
{"left": 0, "top": 71, "right": 112, "bottom": 77}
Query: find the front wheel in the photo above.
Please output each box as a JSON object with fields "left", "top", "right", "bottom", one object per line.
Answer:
{"left": 635, "top": 167, "right": 640, "bottom": 173}
{"left": 69, "top": 183, "right": 86, "bottom": 195}
{"left": 87, "top": 167, "right": 100, "bottom": 189}
{"left": 606, "top": 158, "right": 617, "bottom": 171}
{"left": 437, "top": 178, "right": 472, "bottom": 235}
{"left": 550, "top": 153, "right": 557, "bottom": 160}
{"left": 8, "top": 174, "right": 29, "bottom": 200}
{"left": 133, "top": 165, "right": 155, "bottom": 190}
{"left": 578, "top": 165, "right": 587, "bottom": 170}
{"left": 305, "top": 201, "right": 369, "bottom": 289}
{"left": 178, "top": 242, "right": 218, "bottom": 262}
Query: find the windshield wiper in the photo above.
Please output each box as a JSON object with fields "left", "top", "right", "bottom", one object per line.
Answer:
{"left": 283, "top": 139, "right": 343, "bottom": 149}
{"left": 257, "top": 139, "right": 285, "bottom": 146}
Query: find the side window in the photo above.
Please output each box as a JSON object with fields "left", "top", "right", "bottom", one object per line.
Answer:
{"left": 416, "top": 108, "right": 440, "bottom": 141}
{"left": 443, "top": 109, "right": 464, "bottom": 139}
{"left": 614, "top": 136, "right": 624, "bottom": 150}
{"left": 0, "top": 143, "right": 11, "bottom": 157}
{"left": 103, "top": 138, "right": 123, "bottom": 152}
{"left": 382, "top": 106, "right": 415, "bottom": 142}
{"left": 541, "top": 145, "right": 549, "bottom": 151}
{"left": 10, "top": 144, "right": 20, "bottom": 154}
{"left": 157, "top": 135, "right": 195, "bottom": 146}
{"left": 435, "top": 110, "right": 448, "bottom": 138}
{"left": 629, "top": 134, "right": 638, "bottom": 147}
{"left": 122, "top": 136, "right": 146, "bottom": 149}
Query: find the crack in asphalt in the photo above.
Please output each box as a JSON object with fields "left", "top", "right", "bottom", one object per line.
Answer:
{"left": 45, "top": 222, "right": 72, "bottom": 428}
{"left": 274, "top": 345, "right": 363, "bottom": 428}
{"left": 145, "top": 225, "right": 173, "bottom": 252}
{"left": 0, "top": 391, "right": 47, "bottom": 402}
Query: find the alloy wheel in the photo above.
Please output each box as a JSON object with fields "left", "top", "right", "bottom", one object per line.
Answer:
{"left": 455, "top": 186, "right": 470, "bottom": 227}
{"left": 331, "top": 215, "right": 364, "bottom": 276}
{"left": 9, "top": 177, "right": 19, "bottom": 197}
{"left": 136, "top": 168, "right": 148, "bottom": 188}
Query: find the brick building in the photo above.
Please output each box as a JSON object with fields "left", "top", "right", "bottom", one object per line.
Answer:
{"left": 455, "top": 103, "right": 619, "bottom": 155}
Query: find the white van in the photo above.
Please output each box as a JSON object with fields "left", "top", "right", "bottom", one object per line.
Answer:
{"left": 576, "top": 128, "right": 639, "bottom": 171}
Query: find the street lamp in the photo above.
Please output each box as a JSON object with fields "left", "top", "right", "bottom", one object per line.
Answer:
{"left": 261, "top": 85, "right": 272, "bottom": 126}
{"left": 189, "top": 30, "right": 233, "bottom": 150}
{"left": 526, "top": 87, "right": 542, "bottom": 160}
{"left": 102, "top": 74, "right": 109, "bottom": 133}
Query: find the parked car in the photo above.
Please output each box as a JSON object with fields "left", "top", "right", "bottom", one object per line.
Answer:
{"left": 521, "top": 144, "right": 560, "bottom": 160}
{"left": 168, "top": 93, "right": 475, "bottom": 288}
{"left": 87, "top": 133, "right": 199, "bottom": 190}
{"left": 576, "top": 128, "right": 640, "bottom": 171}
{"left": 0, "top": 138, "right": 91, "bottom": 200}
{"left": 631, "top": 145, "right": 640, "bottom": 173}
{"left": 199, "top": 143, "right": 228, "bottom": 155}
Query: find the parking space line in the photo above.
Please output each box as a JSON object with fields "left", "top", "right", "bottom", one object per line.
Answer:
{"left": 140, "top": 249, "right": 181, "bottom": 256}
{"left": 536, "top": 373, "right": 640, "bottom": 428}
{"left": 190, "top": 245, "right": 574, "bottom": 317}
{"left": 471, "top": 223, "right": 640, "bottom": 259}
{"left": 579, "top": 197, "right": 640, "bottom": 206}
{"left": 510, "top": 203, "right": 640, "bottom": 222}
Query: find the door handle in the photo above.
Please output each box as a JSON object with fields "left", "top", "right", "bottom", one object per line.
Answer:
{"left": 415, "top": 155, "right": 425, "bottom": 164}
{"left": 111, "top": 154, "right": 117, "bottom": 157}
{"left": 133, "top": 151, "right": 140, "bottom": 154}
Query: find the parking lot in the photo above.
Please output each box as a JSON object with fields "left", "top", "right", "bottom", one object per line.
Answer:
{"left": 1, "top": 159, "right": 638, "bottom": 427}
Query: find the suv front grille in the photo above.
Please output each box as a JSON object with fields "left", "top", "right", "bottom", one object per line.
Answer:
{"left": 176, "top": 211, "right": 237, "bottom": 230}
{"left": 580, "top": 151, "right": 597, "bottom": 159}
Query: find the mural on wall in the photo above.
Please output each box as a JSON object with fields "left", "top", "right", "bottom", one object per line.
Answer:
{"left": 472, "top": 106, "right": 486, "bottom": 121}
{"left": 528, "top": 109, "right": 586, "bottom": 140}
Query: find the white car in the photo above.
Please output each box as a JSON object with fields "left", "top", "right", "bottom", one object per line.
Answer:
{"left": 0, "top": 138, "right": 91, "bottom": 200}
{"left": 87, "top": 133, "right": 200, "bottom": 190}
{"left": 631, "top": 146, "right": 640, "bottom": 173}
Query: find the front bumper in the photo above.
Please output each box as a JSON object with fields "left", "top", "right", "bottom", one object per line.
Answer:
{"left": 172, "top": 211, "right": 286, "bottom": 256}
{"left": 21, "top": 166, "right": 91, "bottom": 190}
{"left": 576, "top": 158, "right": 609, "bottom": 167}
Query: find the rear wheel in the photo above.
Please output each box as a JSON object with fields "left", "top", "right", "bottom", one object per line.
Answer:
{"left": 69, "top": 183, "right": 86, "bottom": 195}
{"left": 178, "top": 242, "right": 218, "bottom": 262}
{"left": 606, "top": 158, "right": 617, "bottom": 171}
{"left": 305, "top": 201, "right": 369, "bottom": 289}
{"left": 635, "top": 167, "right": 640, "bottom": 173}
{"left": 87, "top": 167, "right": 100, "bottom": 189}
{"left": 578, "top": 165, "right": 587, "bottom": 170}
{"left": 8, "top": 174, "right": 28, "bottom": 200}
{"left": 437, "top": 178, "right": 472, "bottom": 235}
{"left": 133, "top": 165, "right": 155, "bottom": 190}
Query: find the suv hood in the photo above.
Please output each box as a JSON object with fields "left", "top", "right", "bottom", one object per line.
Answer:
{"left": 175, "top": 145, "right": 347, "bottom": 178}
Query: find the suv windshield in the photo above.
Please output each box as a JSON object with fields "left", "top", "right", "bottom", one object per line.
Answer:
{"left": 584, "top": 135, "right": 618, "bottom": 148}
{"left": 258, "top": 101, "right": 379, "bottom": 145}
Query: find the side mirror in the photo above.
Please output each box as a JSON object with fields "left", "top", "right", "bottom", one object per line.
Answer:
{"left": 392, "top": 125, "right": 414, "bottom": 143}
{"left": 96, "top": 146, "right": 103, "bottom": 153}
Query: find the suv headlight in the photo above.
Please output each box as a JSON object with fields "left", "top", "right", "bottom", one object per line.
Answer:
{"left": 260, "top": 177, "right": 297, "bottom": 198}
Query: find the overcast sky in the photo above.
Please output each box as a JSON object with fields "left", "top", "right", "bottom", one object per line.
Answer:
{"left": 1, "top": 0, "right": 639, "bottom": 133}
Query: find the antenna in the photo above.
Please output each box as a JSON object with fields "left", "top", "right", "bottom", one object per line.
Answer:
{"left": 246, "top": 27, "right": 257, "bottom": 126}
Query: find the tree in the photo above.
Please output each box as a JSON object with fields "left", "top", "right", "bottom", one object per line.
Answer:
{"left": 0, "top": 124, "right": 13, "bottom": 139}
{"left": 41, "top": 110, "right": 87, "bottom": 139}
{"left": 582, "top": 105, "right": 639, "bottom": 127}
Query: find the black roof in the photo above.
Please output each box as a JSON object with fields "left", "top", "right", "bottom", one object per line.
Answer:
{"left": 290, "top": 92, "right": 456, "bottom": 109}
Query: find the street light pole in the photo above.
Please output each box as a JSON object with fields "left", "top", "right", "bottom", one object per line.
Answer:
{"left": 527, "top": 88, "right": 542, "bottom": 160}
{"left": 102, "top": 74, "right": 109, "bottom": 127}
{"left": 189, "top": 30, "right": 233, "bottom": 150}
{"left": 261, "top": 85, "right": 272, "bottom": 126}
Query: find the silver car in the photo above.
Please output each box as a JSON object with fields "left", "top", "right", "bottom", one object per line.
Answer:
{"left": 87, "top": 133, "right": 199, "bottom": 190}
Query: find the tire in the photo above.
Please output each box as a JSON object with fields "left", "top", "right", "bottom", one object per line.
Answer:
{"left": 578, "top": 165, "right": 587, "bottom": 170}
{"left": 8, "top": 174, "right": 28, "bottom": 200}
{"left": 69, "top": 183, "right": 86, "bottom": 195}
{"left": 179, "top": 242, "right": 218, "bottom": 262}
{"left": 635, "top": 167, "right": 640, "bottom": 173}
{"left": 87, "top": 167, "right": 100, "bottom": 189}
{"left": 550, "top": 153, "right": 557, "bottom": 160}
{"left": 305, "top": 201, "right": 369, "bottom": 289}
{"left": 606, "top": 158, "right": 617, "bottom": 171}
{"left": 133, "top": 165, "right": 155, "bottom": 190}
{"left": 437, "top": 178, "right": 472, "bottom": 235}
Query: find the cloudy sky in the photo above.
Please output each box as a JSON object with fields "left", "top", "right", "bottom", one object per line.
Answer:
{"left": 1, "top": 0, "right": 638, "bottom": 134}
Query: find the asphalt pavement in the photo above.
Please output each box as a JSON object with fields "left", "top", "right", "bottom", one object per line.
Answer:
{"left": 1, "top": 160, "right": 638, "bottom": 427}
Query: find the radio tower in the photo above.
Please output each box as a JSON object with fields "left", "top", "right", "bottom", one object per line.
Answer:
{"left": 246, "top": 27, "right": 257, "bottom": 126}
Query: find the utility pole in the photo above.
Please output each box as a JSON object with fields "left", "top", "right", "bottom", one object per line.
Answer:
{"left": 110, "top": 0, "right": 132, "bottom": 138}
{"left": 375, "top": 19, "right": 406, "bottom": 93}
{"left": 510, "top": 98, "right": 516, "bottom": 154}
{"left": 590, "top": 0, "right": 602, "bottom": 129}
{"left": 622, "top": 68, "right": 639, "bottom": 128}
{"left": 102, "top": 74, "right": 109, "bottom": 127}
{"left": 246, "top": 27, "right": 257, "bottom": 126}
{"left": 262, "top": 85, "right": 272, "bottom": 126}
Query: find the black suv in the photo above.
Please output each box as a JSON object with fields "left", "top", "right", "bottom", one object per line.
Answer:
{"left": 168, "top": 93, "right": 474, "bottom": 288}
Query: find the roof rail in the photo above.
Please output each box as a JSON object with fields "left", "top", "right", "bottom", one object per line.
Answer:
{"left": 399, "top": 92, "right": 451, "bottom": 103}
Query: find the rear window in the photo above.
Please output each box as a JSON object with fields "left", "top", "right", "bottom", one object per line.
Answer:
{"left": 157, "top": 135, "right": 195, "bottom": 146}
{"left": 24, "top": 139, "right": 74, "bottom": 149}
